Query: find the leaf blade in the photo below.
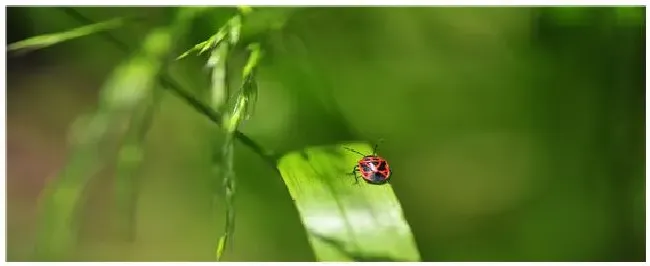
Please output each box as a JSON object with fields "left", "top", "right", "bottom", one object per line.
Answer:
{"left": 7, "top": 17, "right": 126, "bottom": 53}
{"left": 277, "top": 143, "right": 421, "bottom": 262}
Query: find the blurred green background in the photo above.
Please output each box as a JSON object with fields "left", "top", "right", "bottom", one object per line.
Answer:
{"left": 6, "top": 6, "right": 645, "bottom": 262}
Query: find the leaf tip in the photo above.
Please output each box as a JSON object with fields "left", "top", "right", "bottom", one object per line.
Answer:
{"left": 215, "top": 235, "right": 227, "bottom": 261}
{"left": 238, "top": 6, "right": 253, "bottom": 15}
{"left": 175, "top": 52, "right": 189, "bottom": 60}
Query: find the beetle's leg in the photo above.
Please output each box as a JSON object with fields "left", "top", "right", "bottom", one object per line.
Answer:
{"left": 352, "top": 166, "right": 361, "bottom": 185}
{"left": 352, "top": 171, "right": 360, "bottom": 185}
{"left": 347, "top": 165, "right": 361, "bottom": 185}
{"left": 346, "top": 166, "right": 357, "bottom": 174}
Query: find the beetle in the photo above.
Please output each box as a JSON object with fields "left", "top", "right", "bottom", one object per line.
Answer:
{"left": 344, "top": 143, "right": 391, "bottom": 185}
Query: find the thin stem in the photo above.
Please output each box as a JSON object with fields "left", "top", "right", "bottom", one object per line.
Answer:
{"left": 216, "top": 132, "right": 237, "bottom": 261}
{"left": 59, "top": 7, "right": 277, "bottom": 168}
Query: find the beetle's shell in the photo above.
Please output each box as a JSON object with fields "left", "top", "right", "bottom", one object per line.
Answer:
{"left": 357, "top": 155, "right": 391, "bottom": 184}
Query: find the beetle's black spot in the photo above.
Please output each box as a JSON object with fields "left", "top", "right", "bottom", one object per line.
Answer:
{"left": 374, "top": 172, "right": 386, "bottom": 180}
{"left": 361, "top": 165, "right": 371, "bottom": 172}
{"left": 378, "top": 161, "right": 386, "bottom": 171}
{"left": 364, "top": 172, "right": 389, "bottom": 185}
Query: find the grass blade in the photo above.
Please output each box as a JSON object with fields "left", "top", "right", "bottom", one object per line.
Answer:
{"left": 277, "top": 143, "right": 421, "bottom": 262}
{"left": 7, "top": 17, "right": 126, "bottom": 54}
{"left": 207, "top": 41, "right": 229, "bottom": 111}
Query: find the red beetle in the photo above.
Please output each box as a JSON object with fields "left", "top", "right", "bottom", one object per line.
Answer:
{"left": 344, "top": 143, "right": 391, "bottom": 185}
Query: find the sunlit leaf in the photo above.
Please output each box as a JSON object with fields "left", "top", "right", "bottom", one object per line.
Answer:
{"left": 277, "top": 143, "right": 421, "bottom": 262}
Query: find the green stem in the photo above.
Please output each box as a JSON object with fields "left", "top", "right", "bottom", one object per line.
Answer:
{"left": 216, "top": 132, "right": 237, "bottom": 261}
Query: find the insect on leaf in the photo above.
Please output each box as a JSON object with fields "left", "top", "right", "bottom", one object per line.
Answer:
{"left": 277, "top": 143, "right": 421, "bottom": 262}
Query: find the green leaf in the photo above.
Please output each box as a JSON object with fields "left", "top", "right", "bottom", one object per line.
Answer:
{"left": 7, "top": 17, "right": 125, "bottom": 53}
{"left": 277, "top": 143, "right": 421, "bottom": 262}
{"left": 242, "top": 43, "right": 261, "bottom": 78}
{"left": 208, "top": 42, "right": 229, "bottom": 110}
{"left": 228, "top": 16, "right": 242, "bottom": 45}
{"left": 216, "top": 234, "right": 228, "bottom": 259}
{"left": 176, "top": 28, "right": 227, "bottom": 60}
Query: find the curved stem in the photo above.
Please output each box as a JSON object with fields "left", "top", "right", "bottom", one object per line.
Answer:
{"left": 60, "top": 7, "right": 277, "bottom": 167}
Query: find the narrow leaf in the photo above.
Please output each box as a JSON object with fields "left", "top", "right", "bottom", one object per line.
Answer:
{"left": 176, "top": 29, "right": 227, "bottom": 60}
{"left": 216, "top": 234, "right": 228, "bottom": 259}
{"left": 208, "top": 42, "right": 229, "bottom": 111}
{"left": 242, "top": 43, "right": 261, "bottom": 78}
{"left": 228, "top": 16, "right": 242, "bottom": 45}
{"left": 7, "top": 17, "right": 125, "bottom": 53}
{"left": 277, "top": 143, "right": 421, "bottom": 262}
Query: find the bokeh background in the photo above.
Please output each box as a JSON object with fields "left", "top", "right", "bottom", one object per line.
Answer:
{"left": 6, "top": 6, "right": 646, "bottom": 262}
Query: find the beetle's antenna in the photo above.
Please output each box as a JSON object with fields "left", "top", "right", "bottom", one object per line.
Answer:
{"left": 343, "top": 147, "right": 366, "bottom": 157}
{"left": 372, "top": 138, "right": 385, "bottom": 155}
